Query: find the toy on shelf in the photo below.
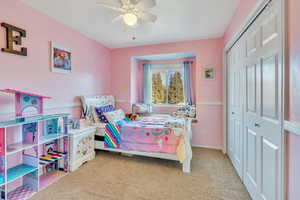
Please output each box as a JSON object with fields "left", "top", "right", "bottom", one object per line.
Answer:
{"left": 0, "top": 89, "right": 70, "bottom": 200}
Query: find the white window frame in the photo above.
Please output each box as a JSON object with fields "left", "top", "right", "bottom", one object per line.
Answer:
{"left": 150, "top": 63, "right": 186, "bottom": 106}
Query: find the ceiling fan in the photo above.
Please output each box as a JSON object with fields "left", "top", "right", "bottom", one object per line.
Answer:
{"left": 96, "top": 0, "right": 157, "bottom": 27}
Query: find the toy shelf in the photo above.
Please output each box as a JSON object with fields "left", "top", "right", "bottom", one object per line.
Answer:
{"left": 38, "top": 134, "right": 69, "bottom": 191}
{"left": 39, "top": 134, "right": 66, "bottom": 145}
{"left": 5, "top": 124, "right": 38, "bottom": 156}
{"left": 7, "top": 165, "right": 37, "bottom": 184}
{"left": 6, "top": 144, "right": 37, "bottom": 156}
{"left": 0, "top": 89, "right": 70, "bottom": 199}
{"left": 0, "top": 113, "right": 69, "bottom": 200}
{"left": 6, "top": 171, "right": 38, "bottom": 200}
{"left": 0, "top": 114, "right": 69, "bottom": 129}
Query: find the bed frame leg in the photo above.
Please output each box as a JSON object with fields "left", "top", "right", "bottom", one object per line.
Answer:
{"left": 183, "top": 157, "right": 191, "bottom": 173}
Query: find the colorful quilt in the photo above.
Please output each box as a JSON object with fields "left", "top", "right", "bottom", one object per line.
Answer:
{"left": 104, "top": 119, "right": 128, "bottom": 148}
{"left": 104, "top": 117, "right": 181, "bottom": 154}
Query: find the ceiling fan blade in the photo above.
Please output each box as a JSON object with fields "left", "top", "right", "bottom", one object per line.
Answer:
{"left": 128, "top": 0, "right": 139, "bottom": 4}
{"left": 96, "top": 4, "right": 123, "bottom": 13}
{"left": 119, "top": 0, "right": 129, "bottom": 5}
{"left": 112, "top": 15, "right": 123, "bottom": 22}
{"left": 96, "top": 0, "right": 122, "bottom": 7}
{"left": 136, "top": 0, "right": 156, "bottom": 9}
{"left": 139, "top": 12, "right": 157, "bottom": 22}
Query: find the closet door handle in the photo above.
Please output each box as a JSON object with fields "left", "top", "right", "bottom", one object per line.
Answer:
{"left": 254, "top": 123, "right": 261, "bottom": 128}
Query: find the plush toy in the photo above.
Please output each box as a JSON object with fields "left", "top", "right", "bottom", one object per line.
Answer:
{"left": 125, "top": 113, "right": 139, "bottom": 121}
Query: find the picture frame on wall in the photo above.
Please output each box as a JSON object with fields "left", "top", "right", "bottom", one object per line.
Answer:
{"left": 203, "top": 67, "right": 215, "bottom": 80}
{"left": 51, "top": 42, "right": 72, "bottom": 73}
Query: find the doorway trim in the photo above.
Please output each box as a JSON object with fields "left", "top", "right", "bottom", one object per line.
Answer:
{"left": 222, "top": 0, "right": 287, "bottom": 200}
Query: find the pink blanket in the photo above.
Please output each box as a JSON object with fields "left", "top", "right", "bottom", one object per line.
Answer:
{"left": 119, "top": 118, "right": 180, "bottom": 154}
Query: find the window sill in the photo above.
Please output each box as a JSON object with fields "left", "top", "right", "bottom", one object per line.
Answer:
{"left": 152, "top": 104, "right": 185, "bottom": 108}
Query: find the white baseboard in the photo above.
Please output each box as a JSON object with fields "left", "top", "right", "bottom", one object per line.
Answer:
{"left": 191, "top": 144, "right": 222, "bottom": 150}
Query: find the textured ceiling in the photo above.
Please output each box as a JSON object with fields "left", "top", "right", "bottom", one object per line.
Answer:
{"left": 23, "top": 0, "right": 240, "bottom": 48}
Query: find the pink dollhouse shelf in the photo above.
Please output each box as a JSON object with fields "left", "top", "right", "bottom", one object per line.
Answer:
{"left": 39, "top": 134, "right": 66, "bottom": 145}
{"left": 7, "top": 142, "right": 37, "bottom": 155}
{"left": 0, "top": 89, "right": 51, "bottom": 99}
{"left": 7, "top": 164, "right": 37, "bottom": 183}
{"left": 39, "top": 170, "right": 65, "bottom": 190}
{"left": 7, "top": 184, "right": 36, "bottom": 200}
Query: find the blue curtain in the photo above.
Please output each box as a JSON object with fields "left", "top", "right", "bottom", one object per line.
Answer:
{"left": 143, "top": 63, "right": 152, "bottom": 104}
{"left": 184, "top": 61, "right": 193, "bottom": 105}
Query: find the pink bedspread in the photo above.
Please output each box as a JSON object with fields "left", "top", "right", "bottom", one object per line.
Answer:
{"left": 119, "top": 117, "right": 180, "bottom": 154}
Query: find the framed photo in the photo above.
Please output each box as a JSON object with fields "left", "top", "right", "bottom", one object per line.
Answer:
{"left": 203, "top": 67, "right": 215, "bottom": 80}
{"left": 51, "top": 42, "right": 72, "bottom": 73}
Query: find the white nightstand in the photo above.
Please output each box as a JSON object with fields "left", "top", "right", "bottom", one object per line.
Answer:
{"left": 69, "top": 126, "right": 97, "bottom": 172}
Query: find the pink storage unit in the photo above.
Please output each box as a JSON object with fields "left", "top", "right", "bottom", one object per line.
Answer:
{"left": 0, "top": 89, "right": 70, "bottom": 199}
{"left": 0, "top": 114, "right": 70, "bottom": 200}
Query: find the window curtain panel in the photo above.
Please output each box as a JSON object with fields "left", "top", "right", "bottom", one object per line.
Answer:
{"left": 143, "top": 63, "right": 152, "bottom": 104}
{"left": 183, "top": 61, "right": 194, "bottom": 105}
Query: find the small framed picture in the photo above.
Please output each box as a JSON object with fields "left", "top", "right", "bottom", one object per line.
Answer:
{"left": 203, "top": 67, "right": 215, "bottom": 80}
{"left": 51, "top": 42, "right": 72, "bottom": 73}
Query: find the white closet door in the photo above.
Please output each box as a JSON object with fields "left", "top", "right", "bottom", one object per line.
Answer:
{"left": 244, "top": 1, "right": 282, "bottom": 200}
{"left": 227, "top": 1, "right": 283, "bottom": 200}
{"left": 228, "top": 40, "right": 245, "bottom": 179}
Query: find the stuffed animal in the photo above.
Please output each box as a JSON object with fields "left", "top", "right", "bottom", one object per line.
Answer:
{"left": 125, "top": 113, "right": 139, "bottom": 121}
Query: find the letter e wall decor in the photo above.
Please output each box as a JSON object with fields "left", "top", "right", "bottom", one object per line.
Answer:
{"left": 1, "top": 23, "right": 27, "bottom": 56}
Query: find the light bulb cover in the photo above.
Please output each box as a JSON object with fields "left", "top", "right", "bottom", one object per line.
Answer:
{"left": 123, "top": 13, "right": 138, "bottom": 26}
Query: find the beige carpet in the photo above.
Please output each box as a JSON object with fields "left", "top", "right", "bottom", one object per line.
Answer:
{"left": 31, "top": 148, "right": 251, "bottom": 200}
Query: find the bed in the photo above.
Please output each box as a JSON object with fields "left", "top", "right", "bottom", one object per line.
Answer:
{"left": 80, "top": 95, "right": 193, "bottom": 173}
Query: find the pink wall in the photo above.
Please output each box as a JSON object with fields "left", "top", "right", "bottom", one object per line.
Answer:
{"left": 224, "top": 0, "right": 258, "bottom": 45}
{"left": 111, "top": 39, "right": 224, "bottom": 148}
{"left": 225, "top": 0, "right": 300, "bottom": 199}
{"left": 0, "top": 0, "right": 111, "bottom": 119}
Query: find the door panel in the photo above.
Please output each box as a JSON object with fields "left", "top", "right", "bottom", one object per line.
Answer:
{"left": 262, "top": 55, "right": 278, "bottom": 119}
{"left": 228, "top": 43, "right": 245, "bottom": 179}
{"left": 246, "top": 129, "right": 257, "bottom": 184}
{"left": 261, "top": 138, "right": 278, "bottom": 200}
{"left": 262, "top": 15, "right": 278, "bottom": 46}
{"left": 247, "top": 33, "right": 257, "bottom": 56}
{"left": 247, "top": 65, "right": 257, "bottom": 113}
{"left": 234, "top": 120, "right": 242, "bottom": 166}
{"left": 227, "top": 1, "right": 283, "bottom": 200}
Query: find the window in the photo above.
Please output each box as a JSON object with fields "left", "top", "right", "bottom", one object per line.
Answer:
{"left": 151, "top": 64, "right": 185, "bottom": 105}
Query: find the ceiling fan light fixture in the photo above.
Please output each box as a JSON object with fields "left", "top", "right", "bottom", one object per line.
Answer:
{"left": 123, "top": 13, "right": 138, "bottom": 26}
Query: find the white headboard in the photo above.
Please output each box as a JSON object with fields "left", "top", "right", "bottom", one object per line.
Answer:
{"left": 80, "top": 95, "right": 115, "bottom": 121}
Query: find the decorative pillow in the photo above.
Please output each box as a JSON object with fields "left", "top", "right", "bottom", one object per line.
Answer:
{"left": 172, "top": 105, "right": 196, "bottom": 118}
{"left": 104, "top": 109, "right": 125, "bottom": 123}
{"left": 94, "top": 105, "right": 115, "bottom": 123}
